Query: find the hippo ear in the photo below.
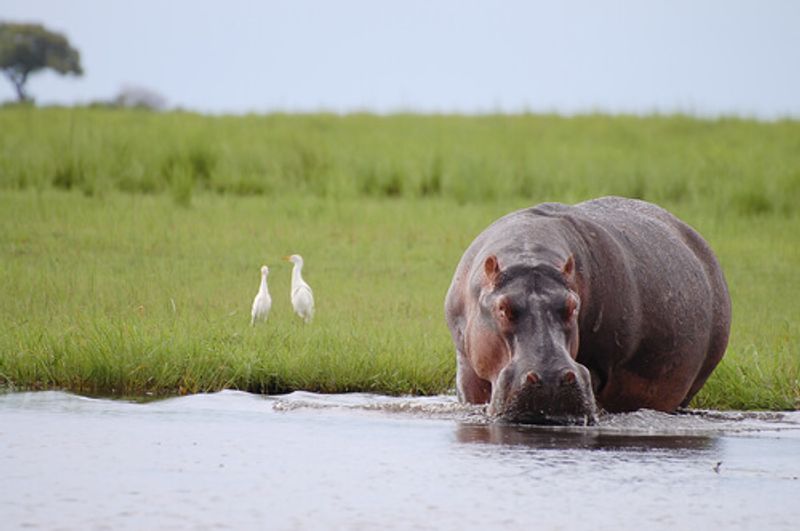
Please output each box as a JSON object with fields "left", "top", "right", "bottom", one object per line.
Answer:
{"left": 483, "top": 254, "right": 501, "bottom": 286}
{"left": 561, "top": 255, "right": 575, "bottom": 280}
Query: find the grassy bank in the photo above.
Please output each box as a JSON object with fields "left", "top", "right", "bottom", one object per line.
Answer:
{"left": 0, "top": 108, "right": 798, "bottom": 409}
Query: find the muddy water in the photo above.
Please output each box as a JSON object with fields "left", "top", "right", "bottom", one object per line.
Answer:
{"left": 2, "top": 391, "right": 799, "bottom": 530}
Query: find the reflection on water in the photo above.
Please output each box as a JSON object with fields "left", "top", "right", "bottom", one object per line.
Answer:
{"left": 1, "top": 390, "right": 799, "bottom": 531}
{"left": 454, "top": 423, "right": 718, "bottom": 452}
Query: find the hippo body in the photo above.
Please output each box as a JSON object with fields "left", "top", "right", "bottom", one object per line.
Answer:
{"left": 445, "top": 196, "right": 731, "bottom": 424}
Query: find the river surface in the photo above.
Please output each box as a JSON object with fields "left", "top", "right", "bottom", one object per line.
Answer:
{"left": 1, "top": 390, "right": 799, "bottom": 530}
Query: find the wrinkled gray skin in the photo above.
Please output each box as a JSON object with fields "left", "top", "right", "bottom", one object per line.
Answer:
{"left": 445, "top": 197, "right": 731, "bottom": 425}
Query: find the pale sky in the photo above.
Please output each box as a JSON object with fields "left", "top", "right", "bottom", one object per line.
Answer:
{"left": 2, "top": 0, "right": 799, "bottom": 118}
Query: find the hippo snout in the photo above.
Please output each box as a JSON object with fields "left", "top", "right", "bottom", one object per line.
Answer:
{"left": 491, "top": 361, "right": 598, "bottom": 425}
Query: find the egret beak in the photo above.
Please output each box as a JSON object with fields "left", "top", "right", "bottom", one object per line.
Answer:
{"left": 283, "top": 256, "right": 291, "bottom": 261}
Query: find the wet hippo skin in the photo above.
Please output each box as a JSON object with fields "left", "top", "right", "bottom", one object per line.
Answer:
{"left": 445, "top": 196, "right": 731, "bottom": 425}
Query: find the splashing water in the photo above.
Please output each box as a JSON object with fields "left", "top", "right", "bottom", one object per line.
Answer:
{"left": 270, "top": 390, "right": 800, "bottom": 434}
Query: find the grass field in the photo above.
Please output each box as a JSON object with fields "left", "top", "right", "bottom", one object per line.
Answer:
{"left": 1, "top": 106, "right": 798, "bottom": 409}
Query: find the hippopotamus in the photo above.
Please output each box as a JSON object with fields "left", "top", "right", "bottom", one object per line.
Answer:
{"left": 445, "top": 196, "right": 731, "bottom": 425}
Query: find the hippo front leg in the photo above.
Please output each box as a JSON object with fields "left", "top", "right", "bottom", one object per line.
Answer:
{"left": 456, "top": 349, "right": 492, "bottom": 404}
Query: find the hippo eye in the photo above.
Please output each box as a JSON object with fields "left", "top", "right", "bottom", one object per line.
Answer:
{"left": 496, "top": 299, "right": 516, "bottom": 324}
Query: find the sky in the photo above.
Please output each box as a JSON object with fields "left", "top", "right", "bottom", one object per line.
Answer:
{"left": 2, "top": 0, "right": 799, "bottom": 118}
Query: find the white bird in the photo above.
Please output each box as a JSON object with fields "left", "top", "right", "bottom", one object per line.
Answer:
{"left": 250, "top": 265, "right": 272, "bottom": 326}
{"left": 284, "top": 254, "right": 314, "bottom": 323}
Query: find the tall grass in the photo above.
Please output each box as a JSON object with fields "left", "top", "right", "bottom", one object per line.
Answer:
{"left": 2, "top": 107, "right": 799, "bottom": 211}
{"left": 0, "top": 107, "right": 798, "bottom": 409}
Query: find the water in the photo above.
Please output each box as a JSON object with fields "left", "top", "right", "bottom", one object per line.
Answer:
{"left": 2, "top": 390, "right": 799, "bottom": 530}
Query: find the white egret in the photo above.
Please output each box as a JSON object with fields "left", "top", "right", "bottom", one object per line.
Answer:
{"left": 250, "top": 265, "right": 272, "bottom": 326}
{"left": 284, "top": 254, "right": 314, "bottom": 323}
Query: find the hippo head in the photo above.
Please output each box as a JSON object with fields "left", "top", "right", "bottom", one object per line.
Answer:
{"left": 473, "top": 254, "right": 597, "bottom": 425}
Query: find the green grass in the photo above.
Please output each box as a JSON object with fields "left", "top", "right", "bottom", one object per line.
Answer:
{"left": 0, "top": 107, "right": 798, "bottom": 409}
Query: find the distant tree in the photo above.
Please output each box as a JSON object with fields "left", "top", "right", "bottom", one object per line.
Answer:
{"left": 0, "top": 22, "right": 83, "bottom": 102}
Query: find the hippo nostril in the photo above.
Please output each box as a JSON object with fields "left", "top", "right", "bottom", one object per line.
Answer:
{"left": 561, "top": 370, "right": 577, "bottom": 386}
{"left": 525, "top": 371, "right": 540, "bottom": 386}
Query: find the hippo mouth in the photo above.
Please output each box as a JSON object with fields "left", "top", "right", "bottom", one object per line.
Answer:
{"left": 497, "top": 397, "right": 598, "bottom": 426}
{"left": 492, "top": 374, "right": 598, "bottom": 426}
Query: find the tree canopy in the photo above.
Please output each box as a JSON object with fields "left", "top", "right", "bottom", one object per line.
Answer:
{"left": 0, "top": 22, "right": 83, "bottom": 102}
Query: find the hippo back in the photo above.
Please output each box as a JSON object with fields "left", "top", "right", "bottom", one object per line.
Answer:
{"left": 556, "top": 197, "right": 731, "bottom": 410}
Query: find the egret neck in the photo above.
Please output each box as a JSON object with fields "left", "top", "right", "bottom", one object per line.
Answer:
{"left": 291, "top": 260, "right": 306, "bottom": 296}
{"left": 260, "top": 271, "right": 269, "bottom": 293}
